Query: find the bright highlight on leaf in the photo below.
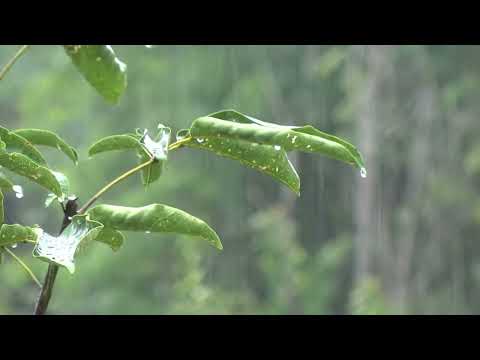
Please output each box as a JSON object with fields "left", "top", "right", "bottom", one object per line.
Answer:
{"left": 64, "top": 45, "right": 127, "bottom": 105}
{"left": 33, "top": 214, "right": 104, "bottom": 274}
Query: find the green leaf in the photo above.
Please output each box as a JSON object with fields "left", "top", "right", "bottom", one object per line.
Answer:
{"left": 0, "top": 172, "right": 14, "bottom": 192}
{"left": 64, "top": 45, "right": 127, "bottom": 104}
{"left": 94, "top": 228, "right": 125, "bottom": 252}
{"left": 88, "top": 204, "right": 222, "bottom": 250}
{"left": 88, "top": 134, "right": 143, "bottom": 158}
{"left": 0, "top": 126, "right": 47, "bottom": 165}
{"left": 14, "top": 129, "right": 78, "bottom": 164}
{"left": 33, "top": 214, "right": 104, "bottom": 274}
{"left": 0, "top": 224, "right": 38, "bottom": 247}
{"left": 183, "top": 129, "right": 300, "bottom": 195}
{"left": 0, "top": 140, "right": 63, "bottom": 197}
{"left": 203, "top": 109, "right": 366, "bottom": 171}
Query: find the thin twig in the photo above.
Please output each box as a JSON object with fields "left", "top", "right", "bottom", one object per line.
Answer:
{"left": 4, "top": 247, "right": 42, "bottom": 288}
{"left": 0, "top": 45, "right": 30, "bottom": 81}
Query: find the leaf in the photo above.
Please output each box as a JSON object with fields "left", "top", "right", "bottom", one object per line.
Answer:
{"left": 88, "top": 134, "right": 143, "bottom": 158}
{"left": 0, "top": 224, "right": 38, "bottom": 247}
{"left": 33, "top": 214, "right": 104, "bottom": 274}
{"left": 203, "top": 109, "right": 366, "bottom": 170}
{"left": 183, "top": 130, "right": 300, "bottom": 195}
{"left": 88, "top": 204, "right": 222, "bottom": 250}
{"left": 64, "top": 45, "right": 127, "bottom": 104}
{"left": 94, "top": 228, "right": 125, "bottom": 252}
{"left": 0, "top": 125, "right": 47, "bottom": 165}
{"left": 0, "top": 140, "right": 63, "bottom": 197}
{"left": 14, "top": 129, "right": 78, "bottom": 164}
{"left": 0, "top": 172, "right": 14, "bottom": 192}
{"left": 45, "top": 171, "right": 70, "bottom": 207}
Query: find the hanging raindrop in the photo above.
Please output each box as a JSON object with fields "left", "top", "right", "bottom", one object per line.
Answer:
{"left": 360, "top": 167, "right": 367, "bottom": 178}
{"left": 12, "top": 185, "right": 23, "bottom": 199}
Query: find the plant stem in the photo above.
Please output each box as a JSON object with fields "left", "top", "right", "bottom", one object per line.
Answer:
{"left": 0, "top": 45, "right": 30, "bottom": 81}
{"left": 33, "top": 136, "right": 191, "bottom": 315}
{"left": 77, "top": 157, "right": 154, "bottom": 214}
{"left": 4, "top": 247, "right": 42, "bottom": 288}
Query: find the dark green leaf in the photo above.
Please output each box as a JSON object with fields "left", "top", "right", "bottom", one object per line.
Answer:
{"left": 64, "top": 45, "right": 127, "bottom": 105}
{"left": 88, "top": 204, "right": 222, "bottom": 250}
{"left": 204, "top": 109, "right": 366, "bottom": 170}
{"left": 190, "top": 115, "right": 365, "bottom": 171}
{"left": 185, "top": 132, "right": 300, "bottom": 195}
{"left": 14, "top": 129, "right": 78, "bottom": 164}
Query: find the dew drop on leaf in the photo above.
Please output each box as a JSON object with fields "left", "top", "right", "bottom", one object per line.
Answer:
{"left": 274, "top": 145, "right": 281, "bottom": 151}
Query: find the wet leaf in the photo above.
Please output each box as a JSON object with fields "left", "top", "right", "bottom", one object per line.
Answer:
{"left": 0, "top": 140, "right": 63, "bottom": 197}
{"left": 88, "top": 134, "right": 143, "bottom": 157}
{"left": 33, "top": 214, "right": 104, "bottom": 274}
{"left": 0, "top": 125, "right": 47, "bottom": 165}
{"left": 0, "top": 190, "right": 3, "bottom": 225}
{"left": 202, "top": 109, "right": 366, "bottom": 170}
{"left": 94, "top": 228, "right": 125, "bottom": 252}
{"left": 0, "top": 172, "right": 14, "bottom": 192}
{"left": 88, "top": 204, "right": 222, "bottom": 250}
{"left": 183, "top": 129, "right": 300, "bottom": 195}
{"left": 14, "top": 129, "right": 78, "bottom": 164}
{"left": 0, "top": 224, "right": 38, "bottom": 247}
{"left": 64, "top": 45, "right": 127, "bottom": 105}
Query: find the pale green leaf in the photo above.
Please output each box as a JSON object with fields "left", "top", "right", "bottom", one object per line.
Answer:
{"left": 94, "top": 228, "right": 125, "bottom": 252}
{"left": 33, "top": 214, "right": 104, "bottom": 274}
{"left": 0, "top": 224, "right": 38, "bottom": 247}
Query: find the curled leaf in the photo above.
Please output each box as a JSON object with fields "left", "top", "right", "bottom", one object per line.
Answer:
{"left": 88, "top": 204, "right": 222, "bottom": 250}
{"left": 33, "top": 214, "right": 104, "bottom": 274}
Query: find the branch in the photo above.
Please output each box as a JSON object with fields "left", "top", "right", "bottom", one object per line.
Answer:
{"left": 0, "top": 45, "right": 30, "bottom": 81}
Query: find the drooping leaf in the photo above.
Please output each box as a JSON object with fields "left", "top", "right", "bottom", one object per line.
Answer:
{"left": 182, "top": 129, "right": 300, "bottom": 195}
{"left": 0, "top": 224, "right": 38, "bottom": 247}
{"left": 64, "top": 45, "right": 127, "bottom": 104}
{"left": 14, "top": 129, "right": 78, "bottom": 164}
{"left": 0, "top": 126, "right": 47, "bottom": 165}
{"left": 88, "top": 204, "right": 222, "bottom": 250}
{"left": 202, "top": 109, "right": 366, "bottom": 171}
{"left": 0, "top": 140, "right": 63, "bottom": 197}
{"left": 33, "top": 214, "right": 104, "bottom": 274}
{"left": 94, "top": 228, "right": 125, "bottom": 252}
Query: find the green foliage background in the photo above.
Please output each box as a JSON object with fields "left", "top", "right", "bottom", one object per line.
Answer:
{"left": 0, "top": 45, "right": 473, "bottom": 314}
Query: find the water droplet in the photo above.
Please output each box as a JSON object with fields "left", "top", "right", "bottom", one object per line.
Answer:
{"left": 196, "top": 138, "right": 205, "bottom": 144}
{"left": 68, "top": 216, "right": 73, "bottom": 221}
{"left": 292, "top": 136, "right": 298, "bottom": 144}
{"left": 96, "top": 57, "right": 101, "bottom": 62}
{"left": 176, "top": 134, "right": 186, "bottom": 141}
{"left": 145, "top": 231, "right": 151, "bottom": 234}
{"left": 274, "top": 145, "right": 281, "bottom": 151}
{"left": 11, "top": 243, "right": 17, "bottom": 249}
{"left": 360, "top": 167, "right": 367, "bottom": 178}
{"left": 145, "top": 45, "right": 153, "bottom": 48}
{"left": 12, "top": 185, "right": 23, "bottom": 199}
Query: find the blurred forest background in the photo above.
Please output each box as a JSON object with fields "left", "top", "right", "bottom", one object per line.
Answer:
{"left": 0, "top": 45, "right": 477, "bottom": 315}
